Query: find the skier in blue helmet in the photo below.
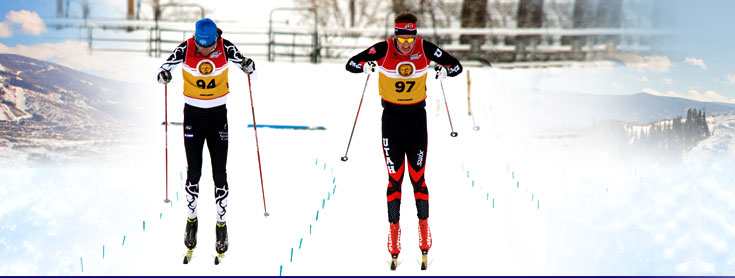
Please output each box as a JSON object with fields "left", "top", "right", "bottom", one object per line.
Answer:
{"left": 156, "top": 18, "right": 256, "bottom": 264}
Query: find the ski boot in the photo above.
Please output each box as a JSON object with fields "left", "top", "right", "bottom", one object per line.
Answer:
{"left": 214, "top": 221, "right": 228, "bottom": 265}
{"left": 183, "top": 217, "right": 198, "bottom": 264}
{"left": 388, "top": 222, "right": 401, "bottom": 270}
{"left": 418, "top": 219, "right": 432, "bottom": 270}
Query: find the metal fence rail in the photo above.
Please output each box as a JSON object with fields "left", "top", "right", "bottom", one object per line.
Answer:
{"left": 47, "top": 16, "right": 667, "bottom": 66}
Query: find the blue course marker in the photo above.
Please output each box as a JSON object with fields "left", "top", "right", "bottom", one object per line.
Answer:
{"left": 538, "top": 199, "right": 540, "bottom": 209}
{"left": 176, "top": 192, "right": 179, "bottom": 201}
{"left": 328, "top": 192, "right": 331, "bottom": 201}
{"left": 290, "top": 248, "right": 293, "bottom": 262}
{"left": 322, "top": 199, "right": 325, "bottom": 209}
{"left": 333, "top": 185, "right": 336, "bottom": 194}
{"left": 160, "top": 212, "right": 163, "bottom": 219}
{"left": 323, "top": 163, "right": 326, "bottom": 170}
{"left": 103, "top": 245, "right": 105, "bottom": 259}
{"left": 492, "top": 198, "right": 495, "bottom": 208}
{"left": 472, "top": 180, "right": 474, "bottom": 187}
{"left": 122, "top": 235, "right": 126, "bottom": 246}
{"left": 143, "top": 221, "right": 146, "bottom": 232}
{"left": 247, "top": 124, "right": 326, "bottom": 130}
{"left": 309, "top": 224, "right": 312, "bottom": 235}
{"left": 332, "top": 177, "right": 335, "bottom": 184}
{"left": 316, "top": 210, "right": 319, "bottom": 221}
{"left": 80, "top": 257, "right": 83, "bottom": 272}
{"left": 280, "top": 265, "right": 283, "bottom": 276}
{"left": 299, "top": 238, "right": 303, "bottom": 249}
{"left": 315, "top": 158, "right": 318, "bottom": 165}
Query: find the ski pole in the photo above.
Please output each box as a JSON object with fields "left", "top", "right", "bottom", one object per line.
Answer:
{"left": 467, "top": 70, "right": 479, "bottom": 131}
{"left": 341, "top": 74, "right": 371, "bottom": 162}
{"left": 439, "top": 80, "right": 458, "bottom": 137}
{"left": 164, "top": 84, "right": 170, "bottom": 203}
{"left": 247, "top": 73, "right": 269, "bottom": 217}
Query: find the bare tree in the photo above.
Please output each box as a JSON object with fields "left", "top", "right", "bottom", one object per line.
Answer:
{"left": 517, "top": 0, "right": 544, "bottom": 28}
{"left": 296, "top": 0, "right": 388, "bottom": 28}
{"left": 514, "top": 0, "right": 543, "bottom": 60}
{"left": 594, "top": 0, "right": 622, "bottom": 44}
{"left": 133, "top": 0, "right": 213, "bottom": 22}
{"left": 460, "top": 0, "right": 488, "bottom": 47}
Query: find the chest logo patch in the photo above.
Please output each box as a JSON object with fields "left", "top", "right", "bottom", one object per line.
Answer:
{"left": 397, "top": 62, "right": 415, "bottom": 77}
{"left": 197, "top": 60, "right": 215, "bottom": 75}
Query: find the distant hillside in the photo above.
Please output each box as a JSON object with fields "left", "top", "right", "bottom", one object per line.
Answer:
{"left": 0, "top": 53, "right": 139, "bottom": 125}
{"left": 513, "top": 91, "right": 735, "bottom": 130}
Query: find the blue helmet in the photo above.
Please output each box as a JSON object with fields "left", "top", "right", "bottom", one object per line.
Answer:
{"left": 195, "top": 18, "right": 218, "bottom": 47}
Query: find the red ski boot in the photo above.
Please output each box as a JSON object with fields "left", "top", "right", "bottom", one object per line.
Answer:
{"left": 418, "top": 219, "right": 432, "bottom": 270}
{"left": 388, "top": 222, "right": 401, "bottom": 270}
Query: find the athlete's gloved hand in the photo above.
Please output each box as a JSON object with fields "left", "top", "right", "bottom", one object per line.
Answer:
{"left": 363, "top": 61, "right": 376, "bottom": 74}
{"left": 241, "top": 58, "right": 255, "bottom": 74}
{"left": 157, "top": 69, "right": 172, "bottom": 84}
{"left": 434, "top": 65, "right": 447, "bottom": 80}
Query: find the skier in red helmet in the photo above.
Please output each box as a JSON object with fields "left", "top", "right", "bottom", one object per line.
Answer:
{"left": 345, "top": 11, "right": 463, "bottom": 270}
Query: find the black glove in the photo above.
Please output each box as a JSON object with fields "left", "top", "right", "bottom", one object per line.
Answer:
{"left": 241, "top": 58, "right": 255, "bottom": 74}
{"left": 157, "top": 70, "right": 172, "bottom": 84}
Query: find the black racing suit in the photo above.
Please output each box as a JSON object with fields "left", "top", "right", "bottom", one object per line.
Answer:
{"left": 345, "top": 39, "right": 462, "bottom": 224}
{"left": 158, "top": 30, "right": 247, "bottom": 223}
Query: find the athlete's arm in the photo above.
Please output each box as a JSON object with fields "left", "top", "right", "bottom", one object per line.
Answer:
{"left": 223, "top": 39, "right": 246, "bottom": 64}
{"left": 345, "top": 41, "right": 389, "bottom": 73}
{"left": 159, "top": 41, "right": 187, "bottom": 73}
{"left": 423, "top": 40, "right": 463, "bottom": 77}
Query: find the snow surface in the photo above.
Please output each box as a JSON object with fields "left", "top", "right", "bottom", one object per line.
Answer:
{"left": 1, "top": 55, "right": 735, "bottom": 275}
